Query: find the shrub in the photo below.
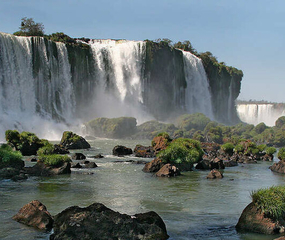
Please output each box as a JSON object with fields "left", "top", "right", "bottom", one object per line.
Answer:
{"left": 275, "top": 116, "right": 285, "bottom": 128}
{"left": 221, "top": 143, "right": 234, "bottom": 155}
{"left": 257, "top": 144, "right": 267, "bottom": 152}
{"left": 266, "top": 147, "right": 277, "bottom": 156}
{"left": 0, "top": 144, "right": 23, "bottom": 169}
{"left": 278, "top": 148, "right": 285, "bottom": 161}
{"left": 39, "top": 154, "right": 71, "bottom": 167}
{"left": 37, "top": 143, "right": 55, "bottom": 156}
{"left": 234, "top": 144, "right": 244, "bottom": 153}
{"left": 176, "top": 113, "right": 211, "bottom": 131}
{"left": 251, "top": 186, "right": 285, "bottom": 220}
{"left": 157, "top": 138, "right": 203, "bottom": 167}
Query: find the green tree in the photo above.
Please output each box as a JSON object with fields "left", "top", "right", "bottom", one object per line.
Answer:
{"left": 14, "top": 17, "right": 44, "bottom": 36}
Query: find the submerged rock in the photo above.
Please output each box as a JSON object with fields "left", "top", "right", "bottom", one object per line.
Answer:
{"left": 24, "top": 161, "right": 71, "bottom": 176}
{"left": 71, "top": 153, "right": 86, "bottom": 160}
{"left": 236, "top": 202, "right": 285, "bottom": 234}
{"left": 13, "top": 200, "right": 53, "bottom": 230}
{"left": 207, "top": 169, "right": 223, "bottom": 179}
{"left": 50, "top": 202, "right": 169, "bottom": 240}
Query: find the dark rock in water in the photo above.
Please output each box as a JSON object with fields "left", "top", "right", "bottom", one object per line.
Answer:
{"left": 60, "top": 131, "right": 91, "bottom": 150}
{"left": 112, "top": 145, "right": 133, "bottom": 156}
{"left": 261, "top": 154, "right": 274, "bottom": 161}
{"left": 0, "top": 167, "right": 20, "bottom": 179}
{"left": 91, "top": 154, "right": 104, "bottom": 158}
{"left": 71, "top": 153, "right": 86, "bottom": 160}
{"left": 224, "top": 160, "right": 238, "bottom": 167}
{"left": 155, "top": 164, "right": 181, "bottom": 177}
{"left": 53, "top": 144, "right": 70, "bottom": 154}
{"left": 71, "top": 162, "right": 82, "bottom": 168}
{"left": 207, "top": 169, "right": 223, "bottom": 179}
{"left": 196, "top": 157, "right": 225, "bottom": 170}
{"left": 143, "top": 158, "right": 165, "bottom": 173}
{"left": 50, "top": 202, "right": 169, "bottom": 240}
{"left": 13, "top": 200, "right": 53, "bottom": 230}
{"left": 134, "top": 145, "right": 155, "bottom": 158}
{"left": 82, "top": 162, "right": 98, "bottom": 168}
{"left": 24, "top": 161, "right": 71, "bottom": 176}
{"left": 270, "top": 160, "right": 285, "bottom": 174}
{"left": 236, "top": 202, "right": 285, "bottom": 234}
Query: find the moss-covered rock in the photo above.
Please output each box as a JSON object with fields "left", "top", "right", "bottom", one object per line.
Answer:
{"left": 5, "top": 130, "right": 47, "bottom": 156}
{"left": 60, "top": 131, "right": 90, "bottom": 149}
{"left": 85, "top": 117, "right": 137, "bottom": 139}
{"left": 176, "top": 113, "right": 211, "bottom": 131}
{"left": 0, "top": 144, "right": 24, "bottom": 170}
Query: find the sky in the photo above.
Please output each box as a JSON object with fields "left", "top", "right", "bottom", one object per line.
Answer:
{"left": 1, "top": 0, "right": 285, "bottom": 102}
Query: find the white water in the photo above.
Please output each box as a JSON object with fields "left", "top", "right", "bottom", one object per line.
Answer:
{"left": 0, "top": 33, "right": 76, "bottom": 140}
{"left": 88, "top": 39, "right": 152, "bottom": 123}
{"left": 237, "top": 104, "right": 285, "bottom": 126}
{"left": 0, "top": 33, "right": 219, "bottom": 140}
{"left": 182, "top": 51, "right": 214, "bottom": 119}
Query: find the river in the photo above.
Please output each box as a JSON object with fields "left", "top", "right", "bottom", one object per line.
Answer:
{"left": 0, "top": 138, "right": 284, "bottom": 240}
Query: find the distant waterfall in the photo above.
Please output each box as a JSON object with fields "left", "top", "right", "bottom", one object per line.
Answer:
{"left": 0, "top": 32, "right": 75, "bottom": 140}
{"left": 182, "top": 51, "right": 213, "bottom": 118}
{"left": 237, "top": 104, "right": 285, "bottom": 126}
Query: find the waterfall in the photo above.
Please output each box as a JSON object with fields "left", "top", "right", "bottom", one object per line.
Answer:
{"left": 0, "top": 32, "right": 238, "bottom": 140}
{"left": 0, "top": 32, "right": 75, "bottom": 140}
{"left": 88, "top": 39, "right": 150, "bottom": 122}
{"left": 182, "top": 51, "right": 214, "bottom": 119}
{"left": 237, "top": 104, "right": 285, "bottom": 126}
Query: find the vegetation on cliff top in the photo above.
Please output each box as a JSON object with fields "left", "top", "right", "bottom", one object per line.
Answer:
{"left": 0, "top": 144, "right": 23, "bottom": 169}
{"left": 251, "top": 186, "right": 285, "bottom": 220}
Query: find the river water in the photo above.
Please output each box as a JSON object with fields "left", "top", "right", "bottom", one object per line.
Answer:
{"left": 0, "top": 138, "right": 284, "bottom": 240}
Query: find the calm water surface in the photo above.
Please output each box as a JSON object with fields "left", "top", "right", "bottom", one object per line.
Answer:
{"left": 0, "top": 138, "right": 284, "bottom": 240}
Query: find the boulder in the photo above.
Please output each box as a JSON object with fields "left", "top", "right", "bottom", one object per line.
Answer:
{"left": 152, "top": 136, "right": 170, "bottom": 154}
{"left": 50, "top": 202, "right": 169, "bottom": 240}
{"left": 270, "top": 161, "right": 285, "bottom": 174}
{"left": 71, "top": 162, "right": 82, "bottom": 168}
{"left": 91, "top": 154, "right": 104, "bottom": 158}
{"left": 143, "top": 158, "right": 165, "bottom": 173}
{"left": 24, "top": 161, "right": 71, "bottom": 176}
{"left": 224, "top": 160, "right": 238, "bottom": 167}
{"left": 12, "top": 200, "right": 53, "bottom": 230}
{"left": 112, "top": 145, "right": 133, "bottom": 156}
{"left": 134, "top": 145, "right": 155, "bottom": 158}
{"left": 60, "top": 131, "right": 91, "bottom": 150}
{"left": 0, "top": 167, "right": 20, "bottom": 179}
{"left": 207, "top": 169, "right": 223, "bottom": 179}
{"left": 82, "top": 162, "right": 98, "bottom": 168}
{"left": 155, "top": 164, "right": 181, "bottom": 177}
{"left": 53, "top": 144, "right": 70, "bottom": 154}
{"left": 236, "top": 202, "right": 285, "bottom": 234}
{"left": 196, "top": 158, "right": 225, "bottom": 170}
{"left": 71, "top": 153, "right": 86, "bottom": 160}
{"left": 261, "top": 154, "right": 274, "bottom": 161}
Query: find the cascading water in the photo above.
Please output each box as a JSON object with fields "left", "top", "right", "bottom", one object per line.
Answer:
{"left": 237, "top": 103, "right": 285, "bottom": 126}
{"left": 0, "top": 32, "right": 75, "bottom": 140}
{"left": 182, "top": 51, "right": 214, "bottom": 119}
{"left": 0, "top": 32, "right": 237, "bottom": 140}
{"left": 88, "top": 39, "right": 151, "bottom": 123}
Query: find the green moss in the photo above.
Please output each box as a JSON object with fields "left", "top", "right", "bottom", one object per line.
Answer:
{"left": 278, "top": 148, "right": 285, "bottom": 161}
{"left": 37, "top": 143, "right": 55, "bottom": 156}
{"left": 39, "top": 154, "right": 71, "bottom": 167}
{"left": 176, "top": 113, "right": 211, "bottom": 131}
{"left": 0, "top": 144, "right": 23, "bottom": 169}
{"left": 157, "top": 138, "right": 203, "bottom": 168}
{"left": 251, "top": 186, "right": 285, "bottom": 220}
{"left": 221, "top": 143, "right": 235, "bottom": 155}
{"left": 266, "top": 147, "right": 276, "bottom": 155}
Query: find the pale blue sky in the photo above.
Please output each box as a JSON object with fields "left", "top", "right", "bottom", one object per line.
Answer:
{"left": 1, "top": 0, "right": 285, "bottom": 102}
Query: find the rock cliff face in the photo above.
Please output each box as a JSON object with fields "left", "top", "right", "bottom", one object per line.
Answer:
{"left": 0, "top": 33, "right": 242, "bottom": 139}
